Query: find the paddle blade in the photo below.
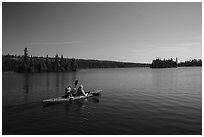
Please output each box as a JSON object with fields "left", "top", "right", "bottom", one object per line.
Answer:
{"left": 75, "top": 80, "right": 78, "bottom": 87}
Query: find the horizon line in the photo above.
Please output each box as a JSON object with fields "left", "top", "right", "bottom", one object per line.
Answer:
{"left": 3, "top": 53, "right": 202, "bottom": 64}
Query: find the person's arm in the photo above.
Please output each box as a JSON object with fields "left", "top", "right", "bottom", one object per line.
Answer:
{"left": 82, "top": 89, "right": 88, "bottom": 96}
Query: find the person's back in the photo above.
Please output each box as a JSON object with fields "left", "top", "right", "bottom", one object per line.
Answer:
{"left": 64, "top": 87, "right": 71, "bottom": 98}
{"left": 70, "top": 88, "right": 77, "bottom": 96}
{"left": 77, "top": 85, "right": 88, "bottom": 96}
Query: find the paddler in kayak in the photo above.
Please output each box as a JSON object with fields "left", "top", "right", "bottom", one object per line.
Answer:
{"left": 70, "top": 87, "right": 77, "bottom": 96}
{"left": 64, "top": 87, "right": 72, "bottom": 98}
{"left": 77, "top": 85, "right": 88, "bottom": 96}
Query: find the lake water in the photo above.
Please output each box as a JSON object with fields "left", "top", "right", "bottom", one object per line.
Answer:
{"left": 2, "top": 67, "right": 202, "bottom": 135}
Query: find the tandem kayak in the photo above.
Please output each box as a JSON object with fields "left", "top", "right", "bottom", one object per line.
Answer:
{"left": 42, "top": 90, "right": 102, "bottom": 104}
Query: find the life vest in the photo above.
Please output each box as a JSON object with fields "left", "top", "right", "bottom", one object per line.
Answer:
{"left": 77, "top": 88, "right": 83, "bottom": 95}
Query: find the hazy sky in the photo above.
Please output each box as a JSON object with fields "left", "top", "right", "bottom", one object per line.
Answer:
{"left": 2, "top": 2, "right": 202, "bottom": 63}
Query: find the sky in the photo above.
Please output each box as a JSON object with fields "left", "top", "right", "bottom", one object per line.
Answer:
{"left": 2, "top": 2, "right": 202, "bottom": 63}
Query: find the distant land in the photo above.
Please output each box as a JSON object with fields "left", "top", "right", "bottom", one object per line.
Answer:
{"left": 2, "top": 48, "right": 202, "bottom": 73}
{"left": 2, "top": 48, "right": 150, "bottom": 73}
{"left": 151, "top": 58, "right": 202, "bottom": 68}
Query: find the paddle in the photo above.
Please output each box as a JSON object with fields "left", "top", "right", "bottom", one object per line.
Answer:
{"left": 74, "top": 80, "right": 78, "bottom": 88}
{"left": 73, "top": 80, "right": 89, "bottom": 96}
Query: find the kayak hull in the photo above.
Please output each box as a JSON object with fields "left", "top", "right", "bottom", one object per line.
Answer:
{"left": 42, "top": 90, "right": 102, "bottom": 104}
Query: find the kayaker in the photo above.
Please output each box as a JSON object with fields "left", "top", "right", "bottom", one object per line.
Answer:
{"left": 77, "top": 85, "right": 88, "bottom": 96}
{"left": 70, "top": 87, "right": 77, "bottom": 96}
{"left": 64, "top": 87, "right": 71, "bottom": 98}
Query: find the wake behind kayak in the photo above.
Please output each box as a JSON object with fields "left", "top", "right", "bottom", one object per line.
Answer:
{"left": 42, "top": 90, "right": 102, "bottom": 104}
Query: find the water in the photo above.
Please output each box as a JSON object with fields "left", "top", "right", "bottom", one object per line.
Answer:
{"left": 2, "top": 67, "right": 202, "bottom": 135}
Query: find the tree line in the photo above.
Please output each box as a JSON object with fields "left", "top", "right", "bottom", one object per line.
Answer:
{"left": 3, "top": 48, "right": 150, "bottom": 73}
{"left": 150, "top": 58, "right": 202, "bottom": 68}
{"left": 178, "top": 59, "right": 202, "bottom": 67}
{"left": 150, "top": 58, "right": 178, "bottom": 68}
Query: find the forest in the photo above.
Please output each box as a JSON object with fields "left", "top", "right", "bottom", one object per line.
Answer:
{"left": 150, "top": 58, "right": 178, "bottom": 68}
{"left": 150, "top": 58, "right": 202, "bottom": 68}
{"left": 178, "top": 59, "right": 202, "bottom": 67}
{"left": 3, "top": 48, "right": 150, "bottom": 73}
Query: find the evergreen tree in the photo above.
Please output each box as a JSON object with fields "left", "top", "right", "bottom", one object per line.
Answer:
{"left": 70, "top": 58, "right": 77, "bottom": 71}
{"left": 24, "top": 48, "right": 28, "bottom": 64}
{"left": 54, "top": 54, "right": 60, "bottom": 71}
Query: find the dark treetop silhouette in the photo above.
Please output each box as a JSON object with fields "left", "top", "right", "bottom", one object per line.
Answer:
{"left": 3, "top": 48, "right": 201, "bottom": 73}
{"left": 2, "top": 48, "right": 150, "bottom": 73}
{"left": 150, "top": 58, "right": 202, "bottom": 68}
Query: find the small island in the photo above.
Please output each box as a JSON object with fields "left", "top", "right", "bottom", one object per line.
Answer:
{"left": 150, "top": 58, "right": 202, "bottom": 68}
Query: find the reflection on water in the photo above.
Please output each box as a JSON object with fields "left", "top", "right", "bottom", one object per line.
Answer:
{"left": 151, "top": 68, "right": 178, "bottom": 89}
{"left": 71, "top": 72, "right": 77, "bottom": 87}
{"left": 91, "top": 97, "right": 100, "bottom": 103}
{"left": 2, "top": 72, "right": 79, "bottom": 106}
{"left": 23, "top": 73, "right": 35, "bottom": 102}
{"left": 42, "top": 96, "right": 101, "bottom": 121}
{"left": 23, "top": 74, "right": 29, "bottom": 102}
{"left": 46, "top": 73, "right": 50, "bottom": 92}
{"left": 2, "top": 67, "right": 202, "bottom": 135}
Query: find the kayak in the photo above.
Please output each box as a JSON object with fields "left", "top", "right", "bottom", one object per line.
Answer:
{"left": 42, "top": 90, "right": 102, "bottom": 104}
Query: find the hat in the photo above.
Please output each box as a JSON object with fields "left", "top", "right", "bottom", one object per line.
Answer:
{"left": 66, "top": 87, "right": 71, "bottom": 91}
{"left": 79, "top": 85, "right": 83, "bottom": 89}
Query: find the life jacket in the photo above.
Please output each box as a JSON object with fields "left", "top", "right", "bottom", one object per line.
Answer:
{"left": 70, "top": 88, "right": 77, "bottom": 95}
{"left": 64, "top": 90, "right": 71, "bottom": 97}
{"left": 77, "top": 88, "right": 83, "bottom": 95}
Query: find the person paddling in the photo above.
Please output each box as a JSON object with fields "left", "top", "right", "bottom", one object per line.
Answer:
{"left": 77, "top": 85, "right": 88, "bottom": 96}
{"left": 64, "top": 80, "right": 88, "bottom": 97}
{"left": 64, "top": 87, "right": 71, "bottom": 98}
{"left": 70, "top": 80, "right": 78, "bottom": 96}
{"left": 70, "top": 87, "right": 77, "bottom": 96}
